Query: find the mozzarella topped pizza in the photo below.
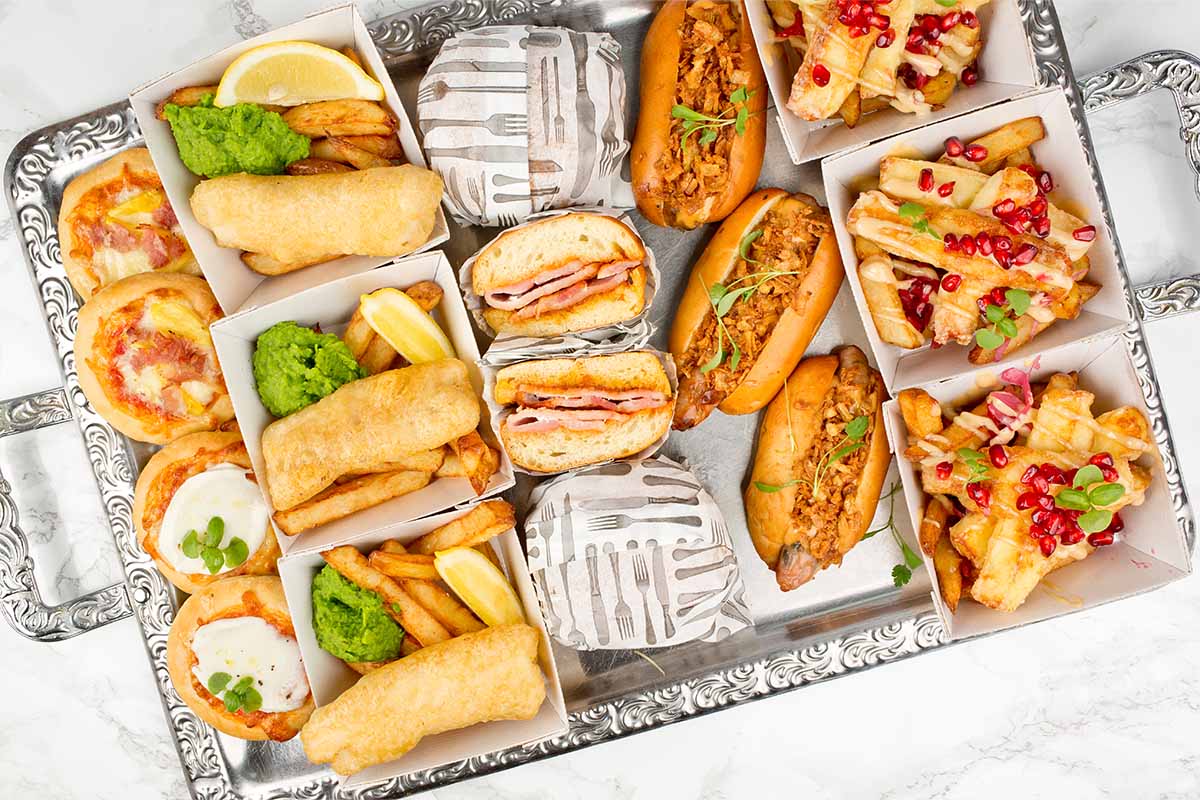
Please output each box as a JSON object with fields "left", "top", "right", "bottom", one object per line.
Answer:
{"left": 58, "top": 147, "right": 197, "bottom": 300}
{"left": 74, "top": 272, "right": 233, "bottom": 444}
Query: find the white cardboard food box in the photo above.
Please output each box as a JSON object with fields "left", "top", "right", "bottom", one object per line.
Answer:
{"left": 129, "top": 4, "right": 449, "bottom": 314}
{"left": 745, "top": 0, "right": 1038, "bottom": 164}
{"left": 883, "top": 333, "right": 1192, "bottom": 642}
{"left": 209, "top": 252, "right": 514, "bottom": 554}
{"left": 824, "top": 87, "right": 1130, "bottom": 393}
{"left": 277, "top": 504, "right": 568, "bottom": 787}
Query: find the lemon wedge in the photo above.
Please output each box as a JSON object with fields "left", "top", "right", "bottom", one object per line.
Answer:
{"left": 434, "top": 547, "right": 525, "bottom": 627}
{"left": 214, "top": 41, "right": 384, "bottom": 107}
{"left": 358, "top": 288, "right": 455, "bottom": 364}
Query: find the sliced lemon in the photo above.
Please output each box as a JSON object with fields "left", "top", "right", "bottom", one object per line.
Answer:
{"left": 358, "top": 288, "right": 455, "bottom": 365}
{"left": 214, "top": 41, "right": 384, "bottom": 107}
{"left": 434, "top": 546, "right": 525, "bottom": 627}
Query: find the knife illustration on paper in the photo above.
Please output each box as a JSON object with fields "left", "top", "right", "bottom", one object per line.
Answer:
{"left": 568, "top": 30, "right": 596, "bottom": 199}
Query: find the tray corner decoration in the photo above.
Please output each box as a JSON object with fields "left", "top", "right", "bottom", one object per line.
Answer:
{"left": 2, "top": 1, "right": 1198, "bottom": 798}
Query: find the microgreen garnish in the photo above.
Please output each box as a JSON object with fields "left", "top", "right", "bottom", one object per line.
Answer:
{"left": 974, "top": 288, "right": 1031, "bottom": 351}
{"left": 1055, "top": 464, "right": 1125, "bottom": 533}
{"left": 673, "top": 86, "right": 758, "bottom": 152}
{"left": 863, "top": 483, "right": 923, "bottom": 587}
{"left": 181, "top": 516, "right": 249, "bottom": 574}
{"left": 935, "top": 0, "right": 958, "bottom": 6}
{"left": 212, "top": 674, "right": 263, "bottom": 714}
{"left": 898, "top": 202, "right": 941, "bottom": 240}
{"left": 957, "top": 447, "right": 991, "bottom": 484}
{"left": 755, "top": 414, "right": 870, "bottom": 498}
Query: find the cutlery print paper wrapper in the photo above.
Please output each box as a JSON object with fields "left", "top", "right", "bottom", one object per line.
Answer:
{"left": 459, "top": 207, "right": 659, "bottom": 343}
{"left": 417, "top": 25, "right": 634, "bottom": 227}
{"left": 524, "top": 456, "right": 752, "bottom": 650}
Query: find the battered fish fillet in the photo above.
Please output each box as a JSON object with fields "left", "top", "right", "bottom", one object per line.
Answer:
{"left": 300, "top": 624, "right": 546, "bottom": 775}
{"left": 261, "top": 360, "right": 480, "bottom": 511}
{"left": 190, "top": 165, "right": 443, "bottom": 264}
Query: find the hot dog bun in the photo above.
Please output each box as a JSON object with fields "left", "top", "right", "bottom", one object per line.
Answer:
{"left": 631, "top": 0, "right": 767, "bottom": 229}
{"left": 472, "top": 212, "right": 648, "bottom": 337}
{"left": 670, "top": 189, "right": 843, "bottom": 429}
{"left": 744, "top": 346, "right": 889, "bottom": 591}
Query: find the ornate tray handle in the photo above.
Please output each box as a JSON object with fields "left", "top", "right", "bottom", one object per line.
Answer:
{"left": 0, "top": 388, "right": 132, "bottom": 641}
{"left": 1080, "top": 50, "right": 1200, "bottom": 322}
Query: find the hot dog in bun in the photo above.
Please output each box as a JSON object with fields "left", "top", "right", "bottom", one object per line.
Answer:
{"left": 744, "top": 346, "right": 889, "bottom": 591}
{"left": 631, "top": 0, "right": 767, "bottom": 229}
{"left": 670, "top": 189, "right": 843, "bottom": 430}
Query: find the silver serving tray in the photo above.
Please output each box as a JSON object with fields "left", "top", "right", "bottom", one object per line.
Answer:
{"left": 2, "top": 2, "right": 1197, "bottom": 798}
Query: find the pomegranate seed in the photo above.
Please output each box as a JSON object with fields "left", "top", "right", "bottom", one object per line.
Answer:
{"left": 1107, "top": 512, "right": 1125, "bottom": 534}
{"left": 937, "top": 181, "right": 956, "bottom": 197}
{"left": 812, "top": 63, "right": 831, "bottom": 86}
{"left": 1061, "top": 528, "right": 1085, "bottom": 546}
{"left": 1039, "top": 535, "right": 1057, "bottom": 557}
{"left": 1074, "top": 225, "right": 1097, "bottom": 242}
{"left": 1018, "top": 164, "right": 1038, "bottom": 178}
{"left": 962, "top": 11, "right": 979, "bottom": 28}
{"left": 876, "top": 28, "right": 896, "bottom": 47}
{"left": 1029, "top": 197, "right": 1048, "bottom": 216}
{"left": 921, "top": 15, "right": 939, "bottom": 33}
{"left": 941, "top": 11, "right": 962, "bottom": 30}
{"left": 1046, "top": 512, "right": 1066, "bottom": 537}
{"left": 944, "top": 136, "right": 965, "bottom": 157}
{"left": 994, "top": 250, "right": 1012, "bottom": 269}
{"left": 1033, "top": 216, "right": 1052, "bottom": 237}
{"left": 944, "top": 233, "right": 959, "bottom": 251}
{"left": 961, "top": 66, "right": 979, "bottom": 86}
{"left": 906, "top": 31, "right": 926, "bottom": 53}
{"left": 869, "top": 13, "right": 890, "bottom": 30}
{"left": 1087, "top": 532, "right": 1115, "bottom": 547}
{"left": 1089, "top": 452, "right": 1114, "bottom": 468}
{"left": 966, "top": 482, "right": 991, "bottom": 510}
{"left": 1039, "top": 463, "right": 1067, "bottom": 485}
{"left": 993, "top": 199, "right": 1016, "bottom": 217}
{"left": 1065, "top": 467, "right": 1078, "bottom": 485}
{"left": 1101, "top": 465, "right": 1120, "bottom": 483}
{"left": 1030, "top": 473, "right": 1050, "bottom": 494}
{"left": 988, "top": 444, "right": 1008, "bottom": 468}
{"left": 849, "top": 25, "right": 869, "bottom": 37}
{"left": 990, "top": 287, "right": 1008, "bottom": 304}
{"left": 927, "top": 27, "right": 941, "bottom": 41}
{"left": 1037, "top": 170, "right": 1055, "bottom": 193}
{"left": 1031, "top": 509, "right": 1054, "bottom": 528}
{"left": 1020, "top": 465, "right": 1040, "bottom": 485}
{"left": 919, "top": 168, "right": 935, "bottom": 192}
{"left": 993, "top": 235, "right": 1012, "bottom": 252}
{"left": 976, "top": 232, "right": 993, "bottom": 255}
{"left": 1013, "top": 243, "right": 1039, "bottom": 266}
{"left": 941, "top": 273, "right": 962, "bottom": 292}
{"left": 1002, "top": 217, "right": 1025, "bottom": 236}
{"left": 1028, "top": 523, "right": 1047, "bottom": 540}
{"left": 964, "top": 144, "right": 988, "bottom": 162}
{"left": 936, "top": 461, "right": 953, "bottom": 480}
{"left": 959, "top": 235, "right": 977, "bottom": 256}
{"left": 1017, "top": 491, "right": 1041, "bottom": 510}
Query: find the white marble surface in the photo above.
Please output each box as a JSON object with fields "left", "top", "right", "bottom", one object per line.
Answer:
{"left": 2, "top": 1, "right": 1200, "bottom": 798}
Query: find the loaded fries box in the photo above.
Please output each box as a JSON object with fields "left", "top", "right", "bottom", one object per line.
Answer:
{"left": 824, "top": 87, "right": 1131, "bottom": 393}
{"left": 883, "top": 334, "right": 1192, "bottom": 642}
{"left": 745, "top": 0, "right": 1038, "bottom": 165}
{"left": 277, "top": 504, "right": 568, "bottom": 786}
{"left": 209, "top": 252, "right": 514, "bottom": 554}
{"left": 130, "top": 3, "right": 449, "bottom": 313}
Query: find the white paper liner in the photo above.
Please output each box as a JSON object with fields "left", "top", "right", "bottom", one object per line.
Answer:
{"left": 418, "top": 25, "right": 634, "bottom": 226}
{"left": 458, "top": 206, "right": 659, "bottom": 345}
{"left": 480, "top": 345, "right": 678, "bottom": 477}
{"left": 525, "top": 455, "right": 752, "bottom": 650}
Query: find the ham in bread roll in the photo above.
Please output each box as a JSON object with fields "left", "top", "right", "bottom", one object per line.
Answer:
{"left": 631, "top": 0, "right": 767, "bottom": 229}
{"left": 744, "top": 346, "right": 889, "bottom": 591}
{"left": 495, "top": 351, "right": 674, "bottom": 473}
{"left": 669, "top": 189, "right": 844, "bottom": 430}
{"left": 471, "top": 212, "right": 648, "bottom": 337}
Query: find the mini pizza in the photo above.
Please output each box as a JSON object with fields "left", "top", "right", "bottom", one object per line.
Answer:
{"left": 134, "top": 430, "right": 280, "bottom": 594}
{"left": 58, "top": 148, "right": 197, "bottom": 300}
{"left": 74, "top": 272, "right": 233, "bottom": 444}
{"left": 167, "top": 576, "right": 313, "bottom": 741}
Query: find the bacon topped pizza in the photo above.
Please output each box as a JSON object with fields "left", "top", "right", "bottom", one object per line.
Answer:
{"left": 58, "top": 148, "right": 198, "bottom": 300}
{"left": 74, "top": 272, "right": 233, "bottom": 444}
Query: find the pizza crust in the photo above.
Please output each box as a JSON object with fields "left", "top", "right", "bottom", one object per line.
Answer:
{"left": 74, "top": 272, "right": 233, "bottom": 444}
{"left": 166, "top": 576, "right": 313, "bottom": 741}
{"left": 133, "top": 430, "right": 280, "bottom": 594}
{"left": 57, "top": 147, "right": 199, "bottom": 301}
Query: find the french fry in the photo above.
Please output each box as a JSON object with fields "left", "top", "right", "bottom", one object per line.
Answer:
{"left": 919, "top": 493, "right": 953, "bottom": 557}
{"left": 878, "top": 157, "right": 989, "bottom": 208}
{"left": 436, "top": 444, "right": 499, "bottom": 482}
{"left": 1094, "top": 406, "right": 1154, "bottom": 459}
{"left": 241, "top": 250, "right": 337, "bottom": 276}
{"left": 286, "top": 157, "right": 354, "bottom": 176}
{"left": 967, "top": 168, "right": 1039, "bottom": 214}
{"left": 274, "top": 470, "right": 431, "bottom": 536}
{"left": 905, "top": 397, "right": 991, "bottom": 461}
{"left": 930, "top": 274, "right": 988, "bottom": 346}
{"left": 967, "top": 284, "right": 1099, "bottom": 365}
{"left": 475, "top": 542, "right": 503, "bottom": 570}
{"left": 336, "top": 448, "right": 446, "bottom": 481}
{"left": 897, "top": 388, "right": 944, "bottom": 442}
{"left": 949, "top": 513, "right": 994, "bottom": 568}
{"left": 369, "top": 551, "right": 439, "bottom": 581}
{"left": 342, "top": 307, "right": 375, "bottom": 360}
{"left": 408, "top": 499, "right": 516, "bottom": 555}
{"left": 837, "top": 89, "right": 862, "bottom": 129}
{"left": 1004, "top": 147, "right": 1037, "bottom": 170}
{"left": 338, "top": 135, "right": 404, "bottom": 160}
{"left": 403, "top": 280, "right": 443, "bottom": 312}
{"left": 378, "top": 539, "right": 406, "bottom": 555}
{"left": 857, "top": 254, "right": 926, "bottom": 348}
{"left": 359, "top": 333, "right": 399, "bottom": 375}
{"left": 940, "top": 117, "right": 1047, "bottom": 174}
{"left": 321, "top": 545, "right": 451, "bottom": 646}
{"left": 283, "top": 99, "right": 396, "bottom": 138}
{"left": 154, "top": 85, "right": 218, "bottom": 120}
{"left": 310, "top": 137, "right": 394, "bottom": 170}
{"left": 371, "top": 541, "right": 484, "bottom": 636}
{"left": 933, "top": 531, "right": 965, "bottom": 612}
{"left": 447, "top": 430, "right": 497, "bottom": 495}
{"left": 400, "top": 637, "right": 422, "bottom": 656}
{"left": 339, "top": 46, "right": 364, "bottom": 70}
{"left": 859, "top": 0, "right": 916, "bottom": 100}
{"left": 920, "top": 70, "right": 957, "bottom": 107}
